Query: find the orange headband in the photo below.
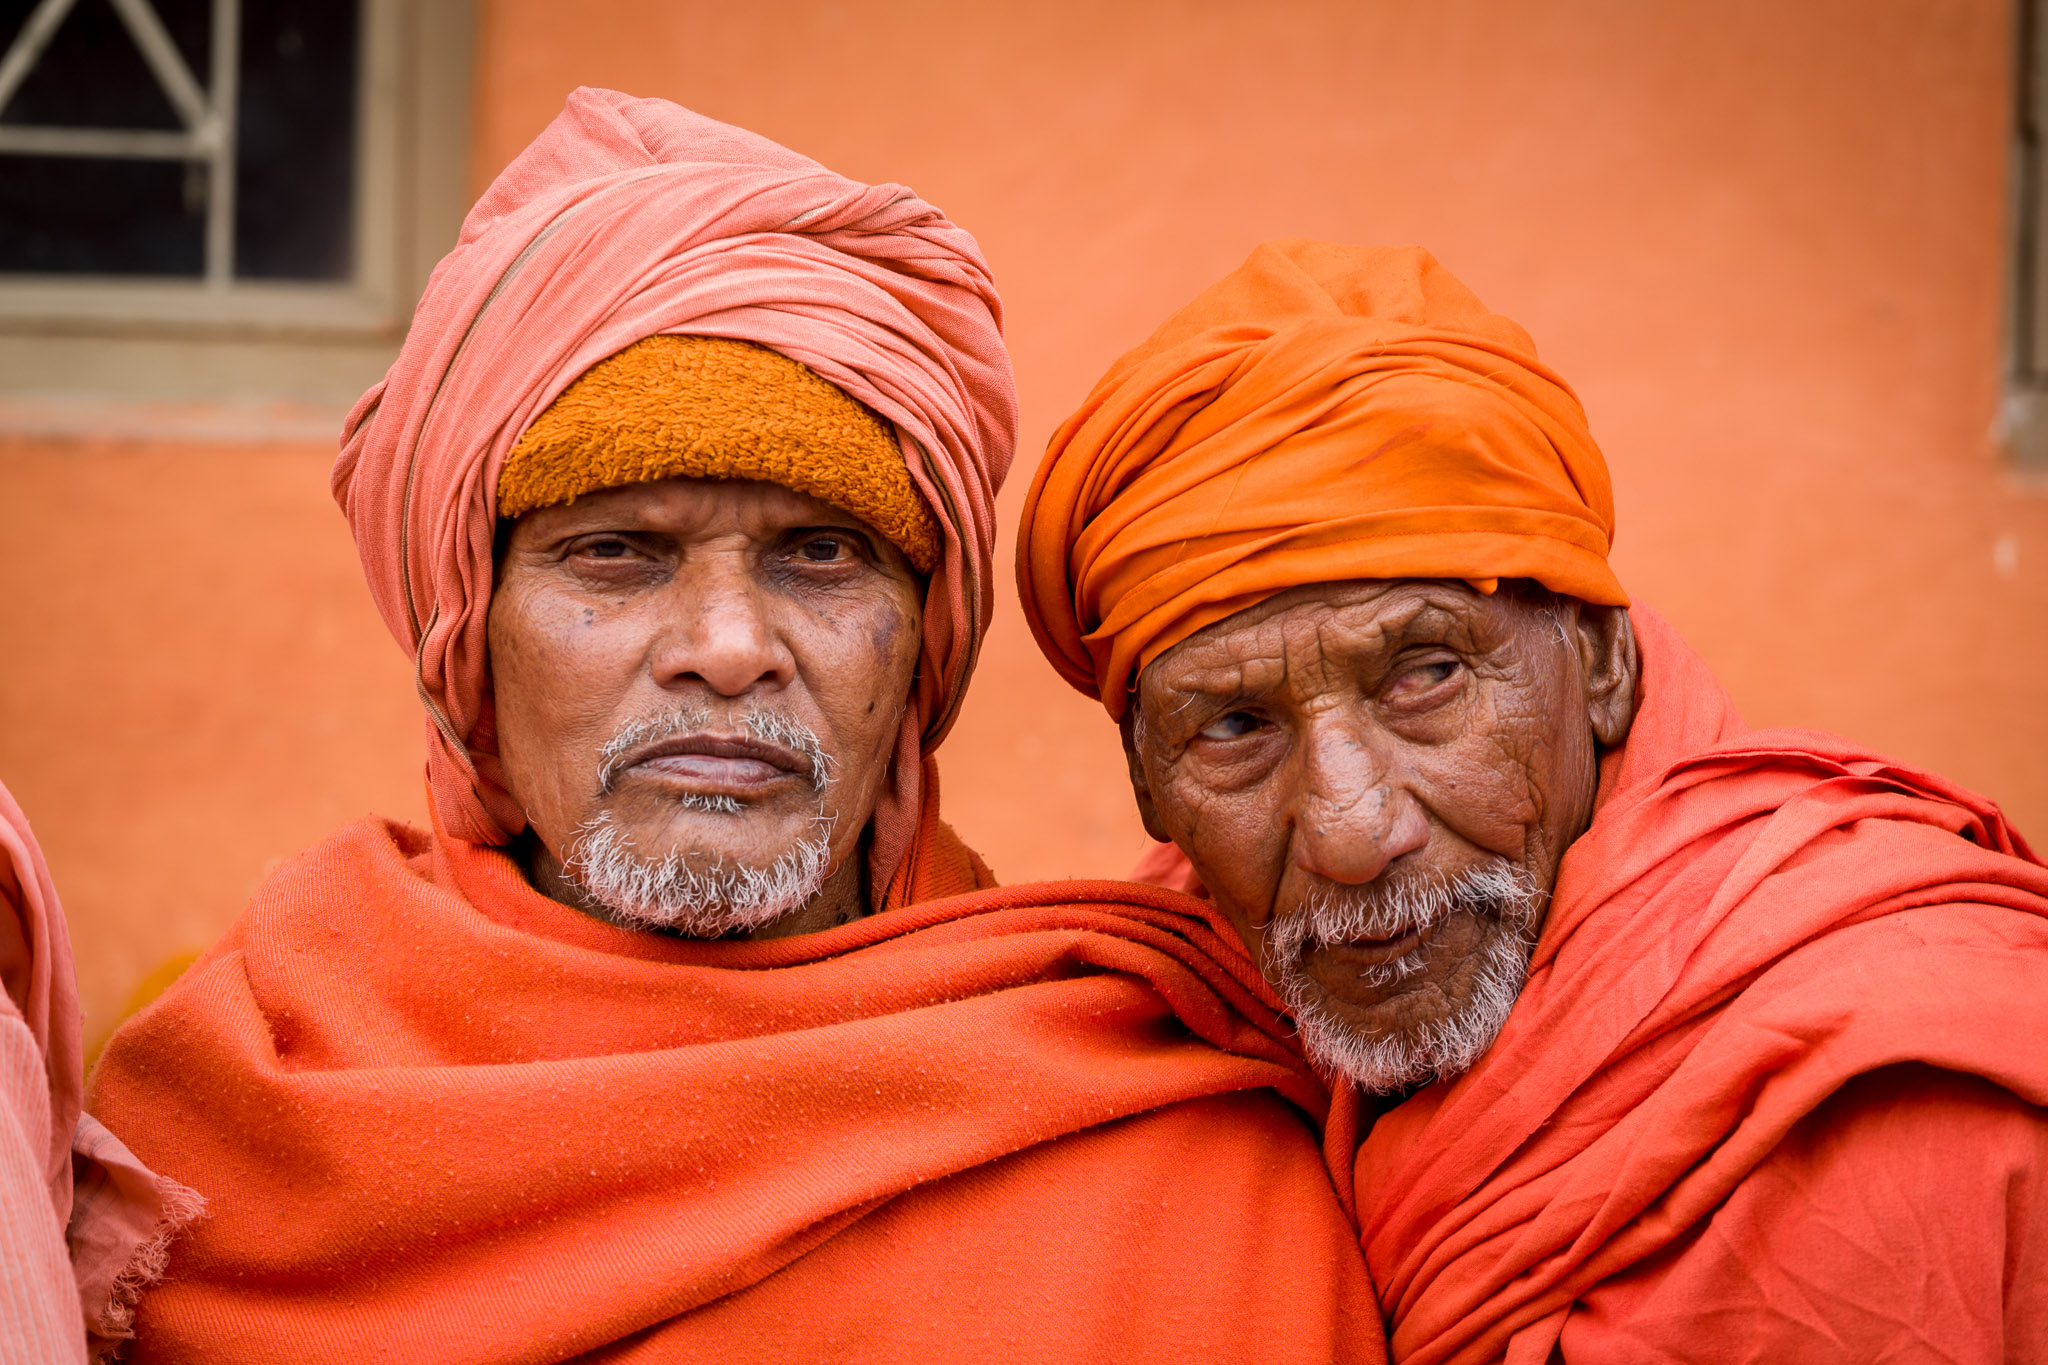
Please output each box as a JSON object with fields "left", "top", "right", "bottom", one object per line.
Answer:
{"left": 500, "top": 334, "right": 940, "bottom": 571}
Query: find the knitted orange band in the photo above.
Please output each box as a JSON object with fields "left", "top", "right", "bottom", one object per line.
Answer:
{"left": 497, "top": 335, "right": 941, "bottom": 571}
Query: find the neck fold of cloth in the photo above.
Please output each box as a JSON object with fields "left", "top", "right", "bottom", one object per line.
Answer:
{"left": 1328, "top": 606, "right": 2048, "bottom": 1365}
{"left": 87, "top": 770, "right": 1387, "bottom": 1364}
{"left": 330, "top": 88, "right": 1018, "bottom": 897}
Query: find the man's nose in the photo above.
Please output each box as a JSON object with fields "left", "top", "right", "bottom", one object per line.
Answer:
{"left": 649, "top": 557, "right": 796, "bottom": 697}
{"left": 1290, "top": 720, "right": 1430, "bottom": 885}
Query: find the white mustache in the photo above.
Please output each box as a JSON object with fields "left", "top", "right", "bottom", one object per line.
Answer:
{"left": 1267, "top": 859, "right": 1544, "bottom": 1093}
{"left": 1268, "top": 861, "right": 1540, "bottom": 988}
{"left": 594, "top": 705, "right": 833, "bottom": 796}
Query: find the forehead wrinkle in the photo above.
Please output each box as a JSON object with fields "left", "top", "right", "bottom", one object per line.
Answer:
{"left": 1163, "top": 653, "right": 1272, "bottom": 710}
{"left": 1367, "top": 592, "right": 1484, "bottom": 650}
{"left": 1158, "top": 612, "right": 1292, "bottom": 697}
{"left": 1285, "top": 591, "right": 1426, "bottom": 683}
{"left": 1151, "top": 578, "right": 1516, "bottom": 706}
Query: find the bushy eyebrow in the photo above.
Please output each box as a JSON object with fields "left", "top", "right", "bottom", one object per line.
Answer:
{"left": 1156, "top": 660, "right": 1256, "bottom": 705}
{"left": 518, "top": 498, "right": 877, "bottom": 550}
{"left": 1378, "top": 600, "right": 1485, "bottom": 654}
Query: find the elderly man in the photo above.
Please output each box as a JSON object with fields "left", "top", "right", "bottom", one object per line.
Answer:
{"left": 87, "top": 96, "right": 1379, "bottom": 1363}
{"left": 1019, "top": 241, "right": 2048, "bottom": 1362}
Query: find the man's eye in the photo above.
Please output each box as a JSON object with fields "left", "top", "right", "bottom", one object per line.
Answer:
{"left": 582, "top": 539, "right": 632, "bottom": 559}
{"left": 1388, "top": 660, "right": 1459, "bottom": 697}
{"left": 797, "top": 536, "right": 852, "bottom": 563}
{"left": 1197, "top": 711, "right": 1263, "bottom": 741}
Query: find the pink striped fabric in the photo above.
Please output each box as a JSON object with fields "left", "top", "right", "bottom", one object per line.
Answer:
{"left": 0, "top": 782, "right": 201, "bottom": 1363}
{"left": 0, "top": 778, "right": 86, "bottom": 1364}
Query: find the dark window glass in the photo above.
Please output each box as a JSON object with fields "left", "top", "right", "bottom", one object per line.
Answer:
{"left": 235, "top": 1, "right": 359, "bottom": 279}
{"left": 0, "top": 155, "right": 205, "bottom": 272}
{"left": 0, "top": 0, "right": 359, "bottom": 280}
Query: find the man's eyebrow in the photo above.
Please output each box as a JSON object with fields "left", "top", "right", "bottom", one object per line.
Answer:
{"left": 1360, "top": 598, "right": 1482, "bottom": 651}
{"left": 1160, "top": 651, "right": 1274, "bottom": 705}
{"left": 1162, "top": 665, "right": 1245, "bottom": 699}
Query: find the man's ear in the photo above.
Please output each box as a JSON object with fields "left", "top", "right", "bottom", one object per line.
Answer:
{"left": 1575, "top": 603, "right": 1640, "bottom": 748}
{"left": 1118, "top": 704, "right": 1173, "bottom": 843}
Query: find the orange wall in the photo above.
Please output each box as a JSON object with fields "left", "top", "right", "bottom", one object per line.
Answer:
{"left": 3, "top": 0, "right": 2043, "bottom": 1045}
{"left": 0, "top": 437, "right": 426, "bottom": 1045}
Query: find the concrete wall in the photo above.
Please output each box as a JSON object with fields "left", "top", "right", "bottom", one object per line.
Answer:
{"left": 3, "top": 0, "right": 2042, "bottom": 1046}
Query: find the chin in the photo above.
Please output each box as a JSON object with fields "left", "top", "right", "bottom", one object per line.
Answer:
{"left": 1279, "top": 939, "right": 1537, "bottom": 1096}
{"left": 565, "top": 806, "right": 835, "bottom": 937}
{"left": 623, "top": 800, "right": 824, "bottom": 867}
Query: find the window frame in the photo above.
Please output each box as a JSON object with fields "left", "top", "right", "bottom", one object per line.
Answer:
{"left": 2007, "top": 0, "right": 2048, "bottom": 465}
{"left": 0, "top": 0, "right": 470, "bottom": 347}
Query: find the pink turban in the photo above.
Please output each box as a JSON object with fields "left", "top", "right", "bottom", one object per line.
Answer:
{"left": 332, "top": 89, "right": 1017, "bottom": 888}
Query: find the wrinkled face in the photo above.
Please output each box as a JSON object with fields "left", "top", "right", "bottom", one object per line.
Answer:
{"left": 489, "top": 476, "right": 923, "bottom": 938}
{"left": 1124, "top": 579, "right": 1636, "bottom": 1093}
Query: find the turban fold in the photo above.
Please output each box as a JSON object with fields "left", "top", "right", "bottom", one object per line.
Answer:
{"left": 1017, "top": 240, "right": 1624, "bottom": 717}
{"left": 333, "top": 88, "right": 1017, "bottom": 887}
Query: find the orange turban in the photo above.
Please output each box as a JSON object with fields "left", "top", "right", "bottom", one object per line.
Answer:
{"left": 1017, "top": 240, "right": 1626, "bottom": 717}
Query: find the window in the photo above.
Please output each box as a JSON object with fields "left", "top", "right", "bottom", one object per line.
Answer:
{"left": 0, "top": 0, "right": 473, "bottom": 421}
{"left": 2008, "top": 0, "right": 2048, "bottom": 464}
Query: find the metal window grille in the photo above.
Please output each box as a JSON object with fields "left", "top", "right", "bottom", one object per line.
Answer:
{"left": 0, "top": 0, "right": 242, "bottom": 283}
{"left": 0, "top": 0, "right": 469, "bottom": 421}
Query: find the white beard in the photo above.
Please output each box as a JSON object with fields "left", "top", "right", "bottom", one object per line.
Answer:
{"left": 1267, "top": 861, "right": 1542, "bottom": 1095}
{"left": 564, "top": 704, "right": 837, "bottom": 937}
{"left": 563, "top": 808, "right": 833, "bottom": 937}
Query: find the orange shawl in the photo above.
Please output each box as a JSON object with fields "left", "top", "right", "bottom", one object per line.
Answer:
{"left": 1341, "top": 609, "right": 2048, "bottom": 1363}
{"left": 90, "top": 769, "right": 1382, "bottom": 1364}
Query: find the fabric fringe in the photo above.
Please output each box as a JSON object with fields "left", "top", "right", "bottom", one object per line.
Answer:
{"left": 87, "top": 1174, "right": 205, "bottom": 1363}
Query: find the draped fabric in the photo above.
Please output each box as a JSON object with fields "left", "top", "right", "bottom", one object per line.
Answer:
{"left": 331, "top": 88, "right": 1017, "bottom": 892}
{"left": 1340, "top": 608, "right": 2048, "bottom": 1363}
{"left": 0, "top": 778, "right": 83, "bottom": 1364}
{"left": 1017, "top": 240, "right": 1623, "bottom": 717}
{"left": 1, "top": 782, "right": 200, "bottom": 1363}
{"left": 88, "top": 770, "right": 1383, "bottom": 1364}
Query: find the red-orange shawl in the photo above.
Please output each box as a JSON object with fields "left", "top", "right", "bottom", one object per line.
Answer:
{"left": 1337, "top": 607, "right": 2048, "bottom": 1363}
{"left": 90, "top": 772, "right": 1382, "bottom": 1364}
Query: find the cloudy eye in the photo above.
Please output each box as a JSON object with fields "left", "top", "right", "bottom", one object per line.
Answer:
{"left": 583, "top": 538, "right": 631, "bottom": 559}
{"left": 1388, "top": 659, "right": 1459, "bottom": 701}
{"left": 1197, "top": 711, "right": 1263, "bottom": 741}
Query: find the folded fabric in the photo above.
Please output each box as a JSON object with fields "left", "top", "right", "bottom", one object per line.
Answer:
{"left": 1, "top": 781, "right": 201, "bottom": 1363}
{"left": 1018, "top": 240, "right": 1623, "bottom": 717}
{"left": 91, "top": 768, "right": 1382, "bottom": 1364}
{"left": 1340, "top": 608, "right": 2048, "bottom": 1363}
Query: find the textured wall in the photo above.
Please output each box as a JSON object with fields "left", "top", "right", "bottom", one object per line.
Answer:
{"left": 3, "top": 0, "right": 2041, "bottom": 1045}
